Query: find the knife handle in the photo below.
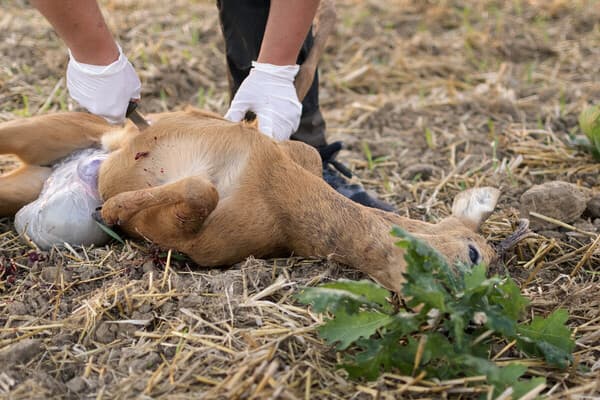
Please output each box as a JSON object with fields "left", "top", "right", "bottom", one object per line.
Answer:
{"left": 126, "top": 101, "right": 138, "bottom": 118}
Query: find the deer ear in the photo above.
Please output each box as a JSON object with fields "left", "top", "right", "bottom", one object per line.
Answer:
{"left": 451, "top": 187, "right": 500, "bottom": 231}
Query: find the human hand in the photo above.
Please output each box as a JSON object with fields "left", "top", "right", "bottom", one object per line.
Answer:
{"left": 225, "top": 62, "right": 302, "bottom": 141}
{"left": 66, "top": 45, "right": 141, "bottom": 124}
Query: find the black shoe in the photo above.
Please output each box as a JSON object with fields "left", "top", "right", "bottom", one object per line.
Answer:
{"left": 317, "top": 141, "right": 395, "bottom": 212}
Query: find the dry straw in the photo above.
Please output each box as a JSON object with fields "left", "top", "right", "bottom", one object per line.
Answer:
{"left": 1, "top": 0, "right": 599, "bottom": 398}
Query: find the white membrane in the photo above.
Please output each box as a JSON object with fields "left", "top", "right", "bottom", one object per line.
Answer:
{"left": 15, "top": 149, "right": 110, "bottom": 249}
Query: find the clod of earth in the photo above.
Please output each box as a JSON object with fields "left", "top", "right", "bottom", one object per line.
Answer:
{"left": 520, "top": 181, "right": 592, "bottom": 230}
{"left": 65, "top": 377, "right": 87, "bottom": 393}
{"left": 401, "top": 163, "right": 439, "bottom": 181}
{"left": 0, "top": 339, "right": 42, "bottom": 365}
{"left": 585, "top": 195, "right": 600, "bottom": 219}
{"left": 40, "top": 266, "right": 73, "bottom": 283}
{"left": 7, "top": 301, "right": 27, "bottom": 315}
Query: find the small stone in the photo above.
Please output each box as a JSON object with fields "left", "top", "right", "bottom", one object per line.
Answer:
{"left": 51, "top": 333, "right": 75, "bottom": 347}
{"left": 66, "top": 377, "right": 87, "bottom": 393}
{"left": 179, "top": 294, "right": 204, "bottom": 309}
{"left": 95, "top": 322, "right": 117, "bottom": 344}
{"left": 573, "top": 219, "right": 596, "bottom": 233}
{"left": 0, "top": 339, "right": 42, "bottom": 364}
{"left": 520, "top": 181, "right": 591, "bottom": 230}
{"left": 7, "top": 301, "right": 27, "bottom": 315}
{"left": 402, "top": 163, "right": 439, "bottom": 181}
{"left": 170, "top": 273, "right": 187, "bottom": 290}
{"left": 137, "top": 303, "right": 152, "bottom": 314}
{"left": 130, "top": 352, "right": 161, "bottom": 372}
{"left": 161, "top": 301, "right": 176, "bottom": 315}
{"left": 41, "top": 267, "right": 72, "bottom": 283}
{"left": 80, "top": 267, "right": 103, "bottom": 281}
{"left": 142, "top": 260, "right": 155, "bottom": 274}
{"left": 585, "top": 195, "right": 600, "bottom": 219}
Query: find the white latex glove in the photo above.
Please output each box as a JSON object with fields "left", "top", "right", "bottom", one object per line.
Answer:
{"left": 225, "top": 61, "right": 302, "bottom": 141}
{"left": 67, "top": 44, "right": 141, "bottom": 124}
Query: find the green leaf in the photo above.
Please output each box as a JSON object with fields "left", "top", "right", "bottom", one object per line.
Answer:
{"left": 419, "top": 332, "right": 455, "bottom": 364}
{"left": 320, "top": 279, "right": 393, "bottom": 312}
{"left": 424, "top": 127, "right": 435, "bottom": 149}
{"left": 392, "top": 227, "right": 453, "bottom": 311}
{"left": 94, "top": 221, "right": 125, "bottom": 245}
{"left": 579, "top": 105, "right": 600, "bottom": 153}
{"left": 296, "top": 287, "right": 363, "bottom": 314}
{"left": 462, "top": 267, "right": 505, "bottom": 303}
{"left": 362, "top": 141, "right": 374, "bottom": 170}
{"left": 463, "top": 263, "right": 487, "bottom": 292}
{"left": 485, "top": 362, "right": 546, "bottom": 398}
{"left": 461, "top": 356, "right": 523, "bottom": 384}
{"left": 392, "top": 227, "right": 449, "bottom": 274}
{"left": 484, "top": 306, "right": 517, "bottom": 337}
{"left": 490, "top": 362, "right": 527, "bottom": 385}
{"left": 458, "top": 356, "right": 546, "bottom": 397}
{"left": 511, "top": 378, "right": 546, "bottom": 399}
{"left": 296, "top": 279, "right": 392, "bottom": 314}
{"left": 516, "top": 309, "right": 575, "bottom": 368}
{"left": 342, "top": 313, "right": 420, "bottom": 380}
{"left": 449, "top": 311, "right": 468, "bottom": 348}
{"left": 392, "top": 227, "right": 461, "bottom": 292}
{"left": 343, "top": 333, "right": 407, "bottom": 380}
{"left": 403, "top": 275, "right": 448, "bottom": 311}
{"left": 319, "top": 309, "right": 394, "bottom": 350}
{"left": 490, "top": 277, "right": 529, "bottom": 320}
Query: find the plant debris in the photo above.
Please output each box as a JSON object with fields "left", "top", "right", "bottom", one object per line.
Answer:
{"left": 1, "top": 0, "right": 599, "bottom": 398}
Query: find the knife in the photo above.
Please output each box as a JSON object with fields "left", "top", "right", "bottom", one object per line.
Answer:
{"left": 126, "top": 101, "right": 150, "bottom": 130}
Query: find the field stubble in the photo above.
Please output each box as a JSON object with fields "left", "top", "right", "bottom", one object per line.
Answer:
{"left": 1, "top": 0, "right": 599, "bottom": 398}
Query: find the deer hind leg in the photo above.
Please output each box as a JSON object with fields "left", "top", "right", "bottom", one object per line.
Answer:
{"left": 0, "top": 112, "right": 112, "bottom": 165}
{"left": 100, "top": 176, "right": 219, "bottom": 245}
{"left": 0, "top": 113, "right": 115, "bottom": 217}
{"left": 0, "top": 165, "right": 52, "bottom": 217}
{"left": 278, "top": 141, "right": 322, "bottom": 177}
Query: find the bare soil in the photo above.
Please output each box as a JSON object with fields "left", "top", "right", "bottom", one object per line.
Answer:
{"left": 1, "top": 1, "right": 599, "bottom": 398}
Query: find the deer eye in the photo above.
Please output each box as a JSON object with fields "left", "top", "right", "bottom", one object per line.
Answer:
{"left": 468, "top": 244, "right": 480, "bottom": 265}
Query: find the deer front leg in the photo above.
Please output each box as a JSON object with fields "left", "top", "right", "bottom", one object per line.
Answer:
{"left": 100, "top": 176, "right": 218, "bottom": 241}
{"left": 266, "top": 161, "right": 407, "bottom": 291}
{"left": 0, "top": 113, "right": 112, "bottom": 165}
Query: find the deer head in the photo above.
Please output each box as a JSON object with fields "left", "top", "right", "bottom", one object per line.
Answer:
{"left": 364, "top": 187, "right": 502, "bottom": 292}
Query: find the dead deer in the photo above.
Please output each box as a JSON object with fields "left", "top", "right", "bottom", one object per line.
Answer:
{"left": 0, "top": 0, "right": 519, "bottom": 292}
{"left": 0, "top": 105, "right": 509, "bottom": 291}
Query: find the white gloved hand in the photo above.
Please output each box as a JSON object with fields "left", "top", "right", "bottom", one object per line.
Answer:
{"left": 67, "top": 44, "right": 141, "bottom": 124}
{"left": 225, "top": 61, "right": 302, "bottom": 141}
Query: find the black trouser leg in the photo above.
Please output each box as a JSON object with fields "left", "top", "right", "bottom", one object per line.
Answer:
{"left": 216, "top": 0, "right": 327, "bottom": 147}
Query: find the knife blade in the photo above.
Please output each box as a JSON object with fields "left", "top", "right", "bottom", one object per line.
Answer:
{"left": 126, "top": 101, "right": 150, "bottom": 130}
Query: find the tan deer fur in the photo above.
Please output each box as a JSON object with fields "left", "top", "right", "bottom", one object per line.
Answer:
{"left": 0, "top": 0, "right": 500, "bottom": 291}
{"left": 0, "top": 108, "right": 499, "bottom": 292}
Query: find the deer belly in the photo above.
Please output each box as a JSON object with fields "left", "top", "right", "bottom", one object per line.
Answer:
{"left": 149, "top": 141, "right": 249, "bottom": 199}
{"left": 14, "top": 149, "right": 110, "bottom": 249}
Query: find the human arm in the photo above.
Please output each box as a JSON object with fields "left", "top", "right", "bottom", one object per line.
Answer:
{"left": 31, "top": 0, "right": 119, "bottom": 65}
{"left": 225, "top": 0, "right": 320, "bottom": 141}
{"left": 31, "top": 0, "right": 141, "bottom": 124}
{"left": 258, "top": 0, "right": 320, "bottom": 66}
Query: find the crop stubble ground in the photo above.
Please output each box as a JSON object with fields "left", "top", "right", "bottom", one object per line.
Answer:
{"left": 0, "top": 0, "right": 599, "bottom": 398}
